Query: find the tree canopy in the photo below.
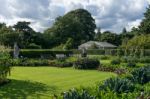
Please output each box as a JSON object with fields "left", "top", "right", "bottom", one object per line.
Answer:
{"left": 44, "top": 9, "right": 96, "bottom": 48}
{"left": 122, "top": 34, "right": 150, "bottom": 49}
{"left": 139, "top": 5, "right": 150, "bottom": 34}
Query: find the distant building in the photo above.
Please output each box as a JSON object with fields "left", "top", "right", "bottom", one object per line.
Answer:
{"left": 78, "top": 41, "right": 117, "bottom": 50}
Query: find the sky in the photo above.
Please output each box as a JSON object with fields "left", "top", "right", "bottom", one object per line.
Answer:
{"left": 0, "top": 0, "right": 149, "bottom": 33}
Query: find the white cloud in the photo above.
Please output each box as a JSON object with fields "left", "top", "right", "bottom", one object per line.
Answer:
{"left": 126, "top": 19, "right": 142, "bottom": 30}
{"left": 147, "top": 0, "right": 150, "bottom": 4}
{"left": 0, "top": 0, "right": 149, "bottom": 33}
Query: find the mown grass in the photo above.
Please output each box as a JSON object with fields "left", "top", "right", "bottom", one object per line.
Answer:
{"left": 0, "top": 67, "right": 116, "bottom": 99}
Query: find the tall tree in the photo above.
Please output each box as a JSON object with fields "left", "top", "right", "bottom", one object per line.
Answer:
{"left": 122, "top": 27, "right": 127, "bottom": 34}
{"left": 122, "top": 34, "right": 150, "bottom": 49}
{"left": 0, "top": 23, "right": 19, "bottom": 47}
{"left": 13, "top": 21, "right": 43, "bottom": 48}
{"left": 100, "top": 31, "right": 121, "bottom": 46}
{"left": 95, "top": 27, "right": 101, "bottom": 41}
{"left": 139, "top": 5, "right": 150, "bottom": 34}
{"left": 44, "top": 9, "right": 96, "bottom": 48}
{"left": 13, "top": 21, "right": 34, "bottom": 33}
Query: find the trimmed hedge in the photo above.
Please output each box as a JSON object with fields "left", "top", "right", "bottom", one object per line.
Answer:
{"left": 86, "top": 50, "right": 105, "bottom": 55}
{"left": 10, "top": 49, "right": 73, "bottom": 58}
{"left": 75, "top": 49, "right": 150, "bottom": 56}
{"left": 9, "top": 49, "right": 150, "bottom": 58}
{"left": 11, "top": 59, "right": 73, "bottom": 67}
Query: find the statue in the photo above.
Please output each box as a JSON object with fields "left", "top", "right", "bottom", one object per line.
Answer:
{"left": 13, "top": 42, "right": 20, "bottom": 59}
{"left": 81, "top": 48, "right": 87, "bottom": 57}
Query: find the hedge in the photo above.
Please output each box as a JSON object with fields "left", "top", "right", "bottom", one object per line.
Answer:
{"left": 9, "top": 49, "right": 150, "bottom": 58}
{"left": 77, "top": 49, "right": 150, "bottom": 56}
{"left": 10, "top": 49, "right": 73, "bottom": 58}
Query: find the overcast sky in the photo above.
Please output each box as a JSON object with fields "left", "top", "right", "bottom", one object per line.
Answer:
{"left": 0, "top": 0, "right": 149, "bottom": 33}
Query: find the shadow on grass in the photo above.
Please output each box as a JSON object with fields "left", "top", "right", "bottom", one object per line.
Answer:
{"left": 0, "top": 79, "right": 58, "bottom": 99}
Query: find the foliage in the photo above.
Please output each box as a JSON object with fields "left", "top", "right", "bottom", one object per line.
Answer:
{"left": 121, "top": 56, "right": 138, "bottom": 63}
{"left": 72, "top": 49, "right": 149, "bottom": 56}
{"left": 139, "top": 5, "right": 150, "bottom": 34}
{"left": 0, "top": 45, "right": 11, "bottom": 84}
{"left": 11, "top": 58, "right": 73, "bottom": 67}
{"left": 62, "top": 89, "right": 95, "bottom": 99}
{"left": 11, "top": 59, "right": 49, "bottom": 66}
{"left": 27, "top": 43, "right": 41, "bottom": 49}
{"left": 86, "top": 50, "right": 105, "bottom": 55}
{"left": 122, "top": 34, "right": 150, "bottom": 49}
{"left": 99, "top": 31, "right": 121, "bottom": 46}
{"left": 63, "top": 38, "right": 74, "bottom": 50}
{"left": 121, "top": 56, "right": 150, "bottom": 64}
{"left": 0, "top": 22, "right": 46, "bottom": 49}
{"left": 13, "top": 21, "right": 46, "bottom": 48}
{"left": 98, "top": 63, "right": 127, "bottom": 75}
{"left": 139, "top": 57, "right": 150, "bottom": 63}
{"left": 126, "top": 62, "right": 136, "bottom": 67}
{"left": 0, "top": 32, "right": 20, "bottom": 48}
{"left": 129, "top": 66, "right": 150, "bottom": 84}
{"left": 44, "top": 9, "right": 96, "bottom": 48}
{"left": 122, "top": 27, "right": 127, "bottom": 34}
{"left": 10, "top": 49, "right": 73, "bottom": 58}
{"left": 100, "top": 55, "right": 110, "bottom": 60}
{"left": 88, "top": 55, "right": 110, "bottom": 60}
{"left": 99, "top": 77, "right": 135, "bottom": 93}
{"left": 74, "top": 58, "right": 100, "bottom": 69}
{"left": 65, "top": 57, "right": 78, "bottom": 63}
{"left": 116, "top": 49, "right": 124, "bottom": 56}
{"left": 94, "top": 27, "right": 101, "bottom": 41}
{"left": 54, "top": 59, "right": 73, "bottom": 68}
{"left": 111, "top": 58, "right": 121, "bottom": 65}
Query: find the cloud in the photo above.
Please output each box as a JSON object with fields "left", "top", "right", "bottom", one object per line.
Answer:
{"left": 147, "top": 0, "right": 150, "bottom": 4}
{"left": 0, "top": 0, "right": 149, "bottom": 33}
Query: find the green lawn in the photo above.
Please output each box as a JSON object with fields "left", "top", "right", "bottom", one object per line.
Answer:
{"left": 0, "top": 67, "right": 116, "bottom": 99}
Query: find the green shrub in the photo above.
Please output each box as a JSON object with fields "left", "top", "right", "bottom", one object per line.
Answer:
{"left": 75, "top": 49, "right": 150, "bottom": 56}
{"left": 99, "top": 63, "right": 117, "bottom": 72}
{"left": 10, "top": 49, "right": 73, "bottom": 58}
{"left": 144, "top": 49, "right": 150, "bottom": 56}
{"left": 121, "top": 56, "right": 128, "bottom": 63}
{"left": 129, "top": 66, "right": 150, "bottom": 84}
{"left": 62, "top": 89, "right": 95, "bottom": 99}
{"left": 63, "top": 38, "right": 74, "bottom": 50}
{"left": 114, "top": 68, "right": 127, "bottom": 75}
{"left": 11, "top": 58, "right": 73, "bottom": 67}
{"left": 86, "top": 50, "right": 105, "bottom": 55}
{"left": 74, "top": 58, "right": 100, "bottom": 69}
{"left": 55, "top": 61, "right": 73, "bottom": 68}
{"left": 121, "top": 56, "right": 138, "bottom": 63}
{"left": 66, "top": 57, "right": 78, "bottom": 63}
{"left": 11, "top": 58, "right": 49, "bottom": 66}
{"left": 111, "top": 58, "right": 121, "bottom": 65}
{"left": 98, "top": 65, "right": 116, "bottom": 72}
{"left": 127, "top": 62, "right": 136, "bottom": 67}
{"left": 0, "top": 45, "right": 11, "bottom": 85}
{"left": 98, "top": 63, "right": 127, "bottom": 75}
{"left": 117, "top": 49, "right": 124, "bottom": 56}
{"left": 100, "top": 55, "right": 109, "bottom": 60}
{"left": 99, "top": 77, "right": 135, "bottom": 93}
{"left": 139, "top": 57, "right": 150, "bottom": 63}
{"left": 121, "top": 56, "right": 150, "bottom": 64}
{"left": 98, "top": 66, "right": 126, "bottom": 75}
